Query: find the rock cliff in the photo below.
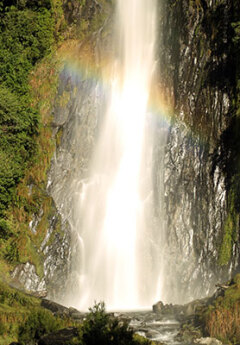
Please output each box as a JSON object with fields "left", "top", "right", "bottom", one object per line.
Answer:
{"left": 12, "top": 0, "right": 240, "bottom": 305}
{"left": 159, "top": 0, "right": 240, "bottom": 303}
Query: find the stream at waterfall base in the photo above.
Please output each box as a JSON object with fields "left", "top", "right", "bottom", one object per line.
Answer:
{"left": 114, "top": 311, "right": 185, "bottom": 345}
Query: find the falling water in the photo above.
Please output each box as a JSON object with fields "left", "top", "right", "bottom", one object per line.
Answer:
{"left": 72, "top": 0, "right": 165, "bottom": 310}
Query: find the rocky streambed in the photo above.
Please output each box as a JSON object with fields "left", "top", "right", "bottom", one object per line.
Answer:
{"left": 116, "top": 311, "right": 181, "bottom": 344}
{"left": 36, "top": 304, "right": 222, "bottom": 345}
{"left": 7, "top": 276, "right": 239, "bottom": 345}
{"left": 36, "top": 290, "right": 225, "bottom": 345}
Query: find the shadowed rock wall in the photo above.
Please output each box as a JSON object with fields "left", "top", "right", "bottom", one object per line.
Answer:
{"left": 159, "top": 0, "right": 240, "bottom": 303}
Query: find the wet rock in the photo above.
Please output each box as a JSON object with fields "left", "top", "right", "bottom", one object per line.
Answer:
{"left": 68, "top": 306, "right": 79, "bottom": 314}
{"left": 11, "top": 207, "right": 71, "bottom": 300}
{"left": 70, "top": 312, "right": 85, "bottom": 321}
{"left": 129, "top": 311, "right": 182, "bottom": 344}
{"left": 158, "top": 0, "right": 240, "bottom": 304}
{"left": 40, "top": 298, "right": 85, "bottom": 321}
{"left": 62, "top": 0, "right": 101, "bottom": 26}
{"left": 48, "top": 57, "right": 108, "bottom": 303}
{"left": 11, "top": 262, "right": 46, "bottom": 293}
{"left": 145, "top": 329, "right": 161, "bottom": 339}
{"left": 153, "top": 301, "right": 184, "bottom": 319}
{"left": 152, "top": 297, "right": 209, "bottom": 321}
{"left": 153, "top": 301, "right": 164, "bottom": 313}
{"left": 29, "top": 209, "right": 43, "bottom": 234}
{"left": 41, "top": 299, "right": 70, "bottom": 316}
{"left": 42, "top": 220, "right": 71, "bottom": 301}
{"left": 68, "top": 307, "right": 85, "bottom": 320}
{"left": 184, "top": 298, "right": 209, "bottom": 316}
{"left": 194, "top": 337, "right": 223, "bottom": 345}
{"left": 30, "top": 290, "right": 48, "bottom": 298}
{"left": 175, "top": 324, "right": 202, "bottom": 343}
{"left": 207, "top": 285, "right": 227, "bottom": 305}
{"left": 38, "top": 327, "right": 79, "bottom": 345}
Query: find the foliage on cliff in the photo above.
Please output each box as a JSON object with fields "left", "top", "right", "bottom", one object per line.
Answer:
{"left": 218, "top": 0, "right": 240, "bottom": 266}
{"left": 0, "top": 0, "right": 110, "bottom": 282}
{"left": 0, "top": 1, "right": 66, "bottom": 289}
{"left": 0, "top": 0, "right": 60, "bottom": 282}
{"left": 0, "top": 285, "right": 151, "bottom": 345}
{"left": 203, "top": 274, "right": 240, "bottom": 344}
{"left": 0, "top": 1, "right": 54, "bottom": 219}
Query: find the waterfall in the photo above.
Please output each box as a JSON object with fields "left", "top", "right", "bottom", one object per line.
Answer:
{"left": 70, "top": 0, "right": 166, "bottom": 310}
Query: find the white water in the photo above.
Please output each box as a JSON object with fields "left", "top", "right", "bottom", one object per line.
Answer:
{"left": 73, "top": 0, "right": 164, "bottom": 310}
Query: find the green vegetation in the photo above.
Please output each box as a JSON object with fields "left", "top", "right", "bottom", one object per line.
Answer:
{"left": 178, "top": 274, "right": 240, "bottom": 345}
{"left": 18, "top": 309, "right": 64, "bottom": 344}
{"left": 0, "top": 0, "right": 112, "bottom": 282}
{"left": 217, "top": 1, "right": 240, "bottom": 266}
{"left": 17, "top": 301, "right": 153, "bottom": 345}
{"left": 219, "top": 193, "right": 239, "bottom": 266}
{"left": 0, "top": 0, "right": 56, "bottom": 278}
{"left": 79, "top": 302, "right": 152, "bottom": 345}
{"left": 203, "top": 274, "right": 240, "bottom": 344}
{"left": 0, "top": 282, "right": 153, "bottom": 345}
{"left": 0, "top": 281, "right": 69, "bottom": 344}
{"left": 0, "top": 280, "right": 41, "bottom": 344}
{"left": 0, "top": 1, "right": 54, "bottom": 217}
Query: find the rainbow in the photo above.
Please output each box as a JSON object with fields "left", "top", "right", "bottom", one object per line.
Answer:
{"left": 57, "top": 39, "right": 210, "bottom": 145}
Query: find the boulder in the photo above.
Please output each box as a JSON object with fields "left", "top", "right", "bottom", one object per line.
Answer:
{"left": 184, "top": 298, "right": 208, "bottom": 316}
{"left": 152, "top": 296, "right": 209, "bottom": 319}
{"left": 194, "top": 337, "right": 223, "bottom": 345}
{"left": 152, "top": 301, "right": 165, "bottom": 313}
{"left": 38, "top": 327, "right": 79, "bottom": 345}
{"left": 145, "top": 329, "right": 160, "bottom": 339}
{"left": 40, "top": 299, "right": 70, "bottom": 316}
{"left": 70, "top": 312, "right": 85, "bottom": 320}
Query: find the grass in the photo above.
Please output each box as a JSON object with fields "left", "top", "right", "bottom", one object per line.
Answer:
{"left": 0, "top": 281, "right": 76, "bottom": 345}
{"left": 0, "top": 281, "right": 40, "bottom": 344}
{"left": 0, "top": 283, "right": 157, "bottom": 345}
{"left": 203, "top": 274, "right": 240, "bottom": 344}
{"left": 219, "top": 192, "right": 239, "bottom": 266}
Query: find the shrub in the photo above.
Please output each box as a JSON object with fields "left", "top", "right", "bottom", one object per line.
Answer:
{"left": 0, "top": 320, "right": 6, "bottom": 336}
{"left": 0, "top": 87, "right": 39, "bottom": 218}
{"left": 0, "top": 1, "right": 54, "bottom": 221}
{"left": 0, "top": 218, "right": 12, "bottom": 239}
{"left": 80, "top": 302, "right": 151, "bottom": 345}
{"left": 18, "top": 309, "right": 64, "bottom": 344}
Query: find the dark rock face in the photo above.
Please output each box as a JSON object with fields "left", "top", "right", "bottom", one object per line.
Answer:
{"left": 38, "top": 327, "right": 79, "bottom": 345}
{"left": 41, "top": 298, "right": 70, "bottom": 315}
{"left": 11, "top": 205, "right": 71, "bottom": 301}
{"left": 152, "top": 301, "right": 164, "bottom": 314}
{"left": 63, "top": 0, "right": 101, "bottom": 26}
{"left": 40, "top": 299, "right": 85, "bottom": 320}
{"left": 47, "top": 63, "right": 107, "bottom": 304}
{"left": 158, "top": 0, "right": 240, "bottom": 303}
